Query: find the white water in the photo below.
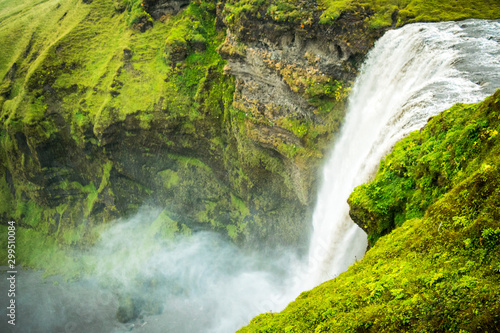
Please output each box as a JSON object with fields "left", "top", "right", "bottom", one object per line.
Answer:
{"left": 307, "top": 19, "right": 500, "bottom": 286}
{"left": 2, "top": 19, "right": 500, "bottom": 333}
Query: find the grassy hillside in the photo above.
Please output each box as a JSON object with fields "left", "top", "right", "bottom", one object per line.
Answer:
{"left": 222, "top": 0, "right": 500, "bottom": 30}
{"left": 0, "top": 0, "right": 237, "bottom": 263}
{"left": 0, "top": 0, "right": 230, "bottom": 135}
{"left": 239, "top": 91, "right": 500, "bottom": 332}
{"left": 0, "top": 0, "right": 227, "bottom": 211}
{"left": 319, "top": 0, "right": 500, "bottom": 27}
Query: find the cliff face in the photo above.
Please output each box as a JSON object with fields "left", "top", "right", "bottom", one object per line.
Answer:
{"left": 2, "top": 0, "right": 500, "bottom": 328}
{"left": 217, "top": 3, "right": 382, "bottom": 204}
{"left": 0, "top": 0, "right": 384, "bottom": 259}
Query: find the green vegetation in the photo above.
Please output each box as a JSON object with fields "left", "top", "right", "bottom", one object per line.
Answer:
{"left": 0, "top": 0, "right": 247, "bottom": 272}
{"left": 0, "top": 0, "right": 232, "bottom": 135}
{"left": 239, "top": 91, "right": 500, "bottom": 332}
{"left": 349, "top": 90, "right": 500, "bottom": 246}
{"left": 319, "top": 0, "right": 500, "bottom": 28}
{"left": 1, "top": 0, "right": 499, "bottom": 329}
{"left": 124, "top": 0, "right": 153, "bottom": 27}
{"left": 221, "top": 0, "right": 500, "bottom": 30}
{"left": 223, "top": 0, "right": 315, "bottom": 27}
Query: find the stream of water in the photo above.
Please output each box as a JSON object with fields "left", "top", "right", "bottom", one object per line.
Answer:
{"left": 1, "top": 19, "right": 499, "bottom": 333}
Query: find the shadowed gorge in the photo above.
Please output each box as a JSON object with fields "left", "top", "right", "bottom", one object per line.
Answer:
{"left": 0, "top": 0, "right": 500, "bottom": 332}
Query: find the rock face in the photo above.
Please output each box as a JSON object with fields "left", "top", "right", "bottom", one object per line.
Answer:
{"left": 217, "top": 5, "right": 383, "bottom": 204}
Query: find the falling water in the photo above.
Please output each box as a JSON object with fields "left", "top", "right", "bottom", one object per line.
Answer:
{"left": 307, "top": 19, "right": 500, "bottom": 286}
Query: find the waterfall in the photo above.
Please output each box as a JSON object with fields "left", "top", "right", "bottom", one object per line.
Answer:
{"left": 306, "top": 19, "right": 500, "bottom": 286}
{"left": 3, "top": 19, "right": 499, "bottom": 333}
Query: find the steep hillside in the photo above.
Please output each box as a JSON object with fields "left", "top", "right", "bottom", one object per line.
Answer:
{"left": 239, "top": 91, "right": 500, "bottom": 332}
{"left": 0, "top": 0, "right": 319, "bottom": 257}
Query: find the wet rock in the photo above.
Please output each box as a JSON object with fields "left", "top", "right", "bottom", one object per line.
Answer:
{"left": 116, "top": 296, "right": 146, "bottom": 323}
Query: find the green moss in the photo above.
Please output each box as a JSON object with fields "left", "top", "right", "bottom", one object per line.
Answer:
{"left": 149, "top": 209, "right": 191, "bottom": 239}
{"left": 223, "top": 0, "right": 314, "bottom": 28}
{"left": 62, "top": 222, "right": 86, "bottom": 245}
{"left": 196, "top": 201, "right": 218, "bottom": 223}
{"left": 167, "top": 153, "right": 211, "bottom": 171}
{"left": 157, "top": 169, "right": 180, "bottom": 189}
{"left": 349, "top": 90, "right": 500, "bottom": 246}
{"left": 80, "top": 182, "right": 98, "bottom": 216}
{"left": 277, "top": 118, "right": 309, "bottom": 139}
{"left": 0, "top": 171, "right": 13, "bottom": 215}
{"left": 318, "top": 0, "right": 500, "bottom": 28}
{"left": 98, "top": 161, "right": 113, "bottom": 193}
{"left": 14, "top": 200, "right": 43, "bottom": 228}
{"left": 227, "top": 194, "right": 251, "bottom": 241}
{"left": 0, "top": 0, "right": 89, "bottom": 81}
{"left": 231, "top": 193, "right": 250, "bottom": 217}
{"left": 277, "top": 142, "right": 301, "bottom": 158}
{"left": 3, "top": 226, "right": 96, "bottom": 279}
{"left": 125, "top": 0, "right": 152, "bottom": 27}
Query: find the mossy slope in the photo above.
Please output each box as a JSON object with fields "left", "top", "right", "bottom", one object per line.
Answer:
{"left": 239, "top": 91, "right": 500, "bottom": 332}
{"left": 349, "top": 90, "right": 500, "bottom": 247}
{"left": 0, "top": 0, "right": 312, "bottom": 272}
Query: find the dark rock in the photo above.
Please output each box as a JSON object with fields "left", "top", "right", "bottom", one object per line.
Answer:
{"left": 123, "top": 48, "right": 132, "bottom": 61}
{"left": 134, "top": 18, "right": 153, "bottom": 33}
{"left": 391, "top": 9, "right": 399, "bottom": 27}
{"left": 143, "top": 0, "right": 190, "bottom": 20}
{"left": 6, "top": 63, "right": 17, "bottom": 81}
{"left": 116, "top": 297, "right": 142, "bottom": 323}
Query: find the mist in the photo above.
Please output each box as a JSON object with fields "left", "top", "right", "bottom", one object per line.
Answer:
{"left": 1, "top": 208, "right": 307, "bottom": 333}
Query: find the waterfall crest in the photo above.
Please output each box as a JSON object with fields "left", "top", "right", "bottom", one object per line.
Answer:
{"left": 306, "top": 19, "right": 500, "bottom": 286}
